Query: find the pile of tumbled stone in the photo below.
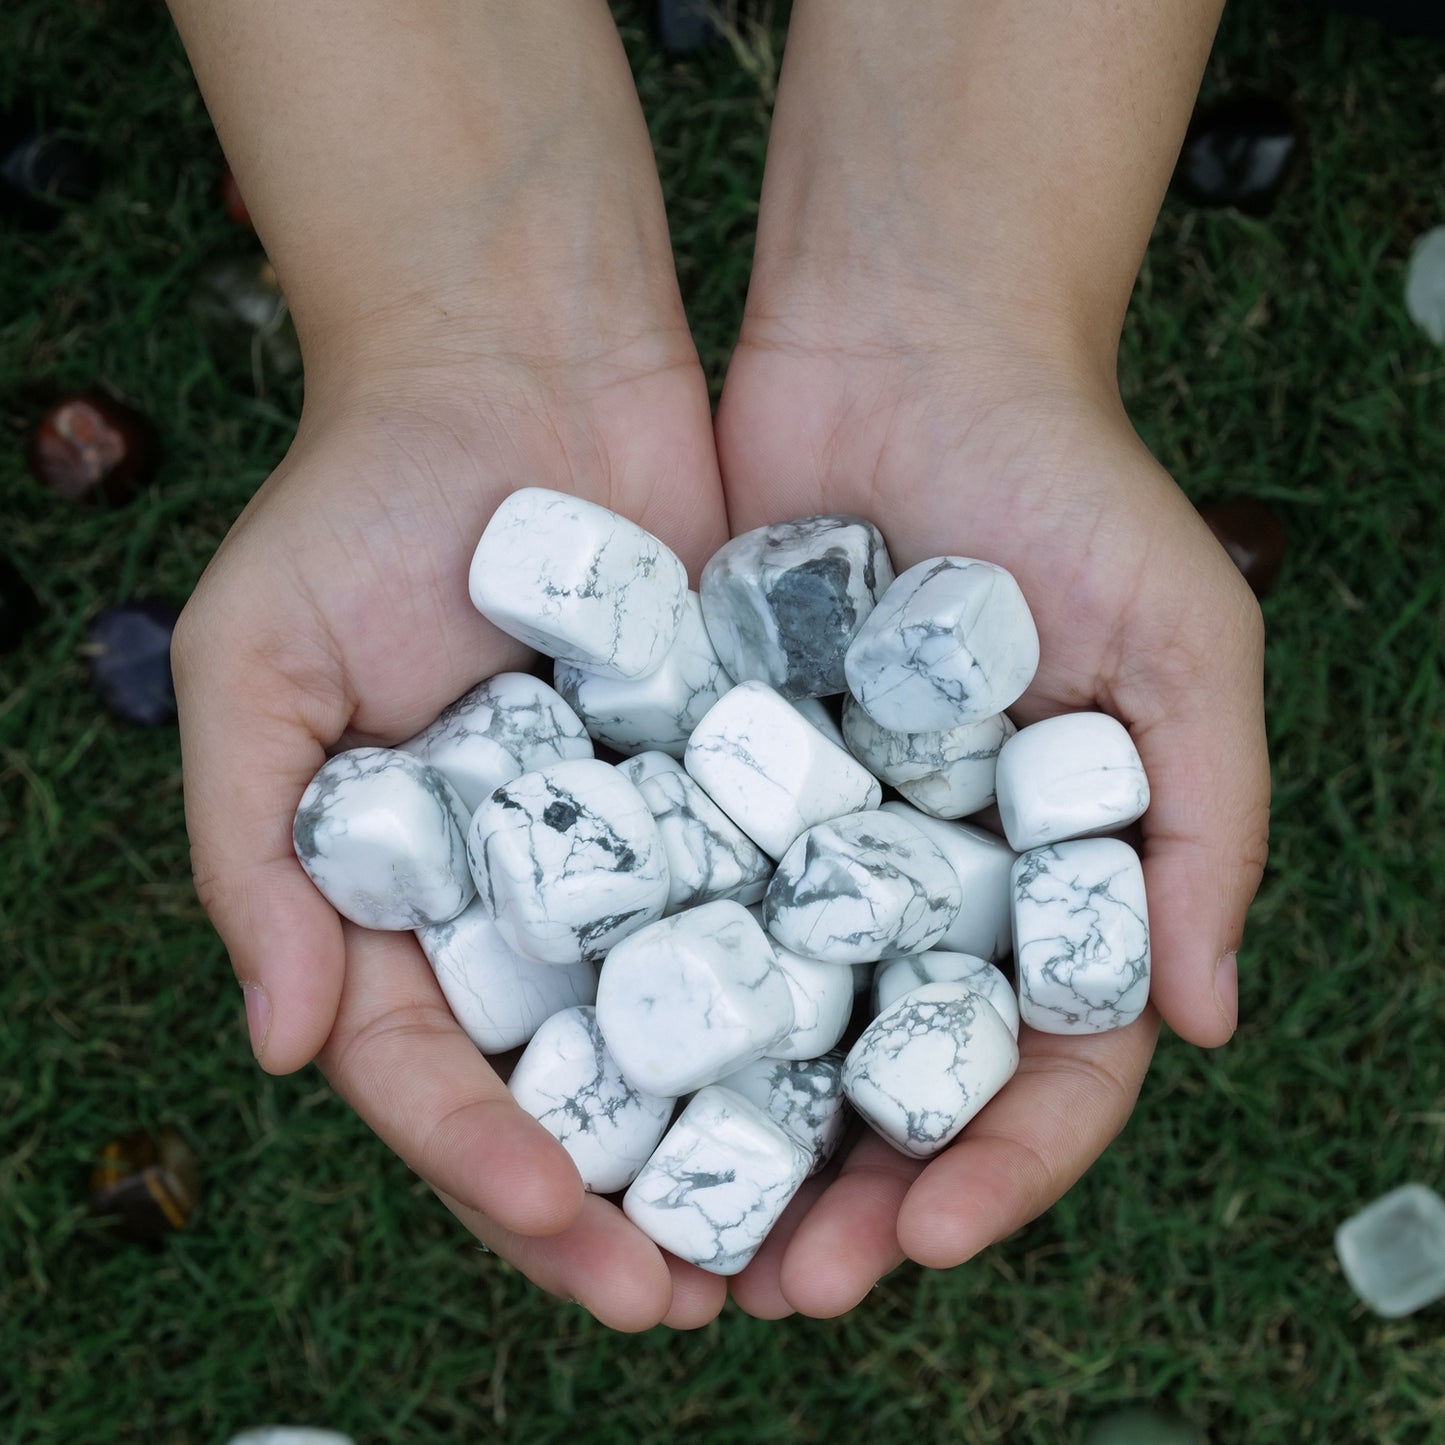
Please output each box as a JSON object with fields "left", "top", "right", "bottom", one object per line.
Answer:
{"left": 291, "top": 489, "right": 1152, "bottom": 1277}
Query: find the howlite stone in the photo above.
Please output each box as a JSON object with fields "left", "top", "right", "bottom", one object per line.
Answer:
{"left": 86, "top": 601, "right": 179, "bottom": 725}
{"left": 1172, "top": 91, "right": 1301, "bottom": 216}
{"left": 716, "top": 1053, "right": 849, "bottom": 1175}
{"left": 29, "top": 392, "right": 159, "bottom": 505}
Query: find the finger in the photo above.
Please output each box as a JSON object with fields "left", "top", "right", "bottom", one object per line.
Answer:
{"left": 727, "top": 1168, "right": 835, "bottom": 1319}
{"left": 317, "top": 922, "right": 584, "bottom": 1239}
{"left": 774, "top": 1131, "right": 921, "bottom": 1318}
{"left": 658, "top": 1256, "right": 730, "bottom": 1330}
{"left": 1114, "top": 575, "right": 1270, "bottom": 1047}
{"left": 173, "top": 605, "right": 351, "bottom": 1073}
{"left": 896, "top": 1014, "right": 1157, "bottom": 1268}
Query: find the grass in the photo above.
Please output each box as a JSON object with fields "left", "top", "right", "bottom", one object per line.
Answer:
{"left": 2, "top": 1, "right": 1444, "bottom": 1441}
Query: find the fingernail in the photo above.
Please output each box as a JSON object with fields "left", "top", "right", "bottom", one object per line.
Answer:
{"left": 1213, "top": 952, "right": 1239, "bottom": 1036}
{"left": 242, "top": 982, "right": 271, "bottom": 1061}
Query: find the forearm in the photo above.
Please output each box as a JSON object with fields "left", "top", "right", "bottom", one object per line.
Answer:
{"left": 166, "top": 1, "right": 676, "bottom": 382}
{"left": 756, "top": 0, "right": 1223, "bottom": 378}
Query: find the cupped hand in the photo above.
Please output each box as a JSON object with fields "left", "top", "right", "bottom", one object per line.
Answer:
{"left": 713, "top": 315, "right": 1270, "bottom": 1317}
{"left": 173, "top": 330, "right": 731, "bottom": 1331}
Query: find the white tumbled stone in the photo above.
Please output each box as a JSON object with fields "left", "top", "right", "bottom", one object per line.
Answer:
{"left": 684, "top": 681, "right": 882, "bottom": 860}
{"left": 872, "top": 951, "right": 1019, "bottom": 1039}
{"left": 468, "top": 488, "right": 687, "bottom": 680}
{"left": 790, "top": 694, "right": 847, "bottom": 751}
{"left": 623, "top": 1085, "right": 812, "bottom": 1275}
{"left": 617, "top": 752, "right": 772, "bottom": 912}
{"left": 415, "top": 897, "right": 596, "bottom": 1054}
{"left": 746, "top": 908, "right": 855, "bottom": 1059}
{"left": 507, "top": 1006, "right": 674, "bottom": 1194}
{"left": 553, "top": 592, "right": 732, "bottom": 759}
{"left": 399, "top": 672, "right": 592, "bottom": 813}
{"left": 227, "top": 1433, "right": 354, "bottom": 1445}
{"left": 879, "top": 801, "right": 1016, "bottom": 960}
{"left": 1406, "top": 225, "right": 1445, "bottom": 346}
{"left": 595, "top": 900, "right": 794, "bottom": 1096}
{"left": 842, "top": 694, "right": 1015, "bottom": 820}
{"left": 844, "top": 556, "right": 1039, "bottom": 731}
{"left": 995, "top": 711, "right": 1149, "bottom": 851}
{"left": 843, "top": 983, "right": 1019, "bottom": 1159}
{"left": 292, "top": 747, "right": 473, "bottom": 930}
{"left": 699, "top": 515, "right": 894, "bottom": 699}
{"left": 467, "top": 758, "right": 668, "bottom": 965}
{"left": 1013, "top": 838, "right": 1151, "bottom": 1034}
{"left": 763, "top": 810, "right": 962, "bottom": 964}
{"left": 716, "top": 1053, "right": 849, "bottom": 1175}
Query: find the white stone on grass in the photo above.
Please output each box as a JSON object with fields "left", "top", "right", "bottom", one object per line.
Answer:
{"left": 879, "top": 801, "right": 1016, "bottom": 961}
{"left": 468, "top": 488, "right": 687, "bottom": 679}
{"left": 844, "top": 556, "right": 1039, "bottom": 731}
{"left": 843, "top": 983, "right": 1019, "bottom": 1159}
{"left": 507, "top": 1006, "right": 673, "bottom": 1194}
{"left": 699, "top": 515, "right": 894, "bottom": 699}
{"left": 415, "top": 898, "right": 596, "bottom": 1054}
{"left": 717, "top": 1054, "right": 849, "bottom": 1174}
{"left": 617, "top": 752, "right": 772, "bottom": 912}
{"left": 400, "top": 672, "right": 592, "bottom": 813}
{"left": 292, "top": 748, "right": 473, "bottom": 930}
{"left": 623, "top": 1085, "right": 812, "bottom": 1275}
{"left": 995, "top": 711, "right": 1149, "bottom": 851}
{"left": 763, "top": 810, "right": 962, "bottom": 965}
{"left": 685, "top": 681, "right": 882, "bottom": 860}
{"left": 467, "top": 758, "right": 668, "bottom": 965}
{"left": 747, "top": 909, "right": 855, "bottom": 1059}
{"left": 1405, "top": 225, "right": 1445, "bottom": 347}
{"left": 872, "top": 951, "right": 1019, "bottom": 1039}
{"left": 842, "top": 694, "right": 1014, "bottom": 820}
{"left": 553, "top": 592, "right": 731, "bottom": 759}
{"left": 595, "top": 900, "right": 794, "bottom": 1096}
{"left": 1012, "top": 838, "right": 1151, "bottom": 1034}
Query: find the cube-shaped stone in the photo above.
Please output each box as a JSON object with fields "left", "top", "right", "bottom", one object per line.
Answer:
{"left": 685, "top": 681, "right": 882, "bottom": 860}
{"left": 594, "top": 900, "right": 794, "bottom": 1096}
{"left": 1012, "top": 839, "right": 1151, "bottom": 1034}
{"left": 995, "top": 711, "right": 1149, "bottom": 851}
{"left": 844, "top": 556, "right": 1039, "bottom": 731}
{"left": 469, "top": 488, "right": 687, "bottom": 679}
{"left": 746, "top": 908, "right": 854, "bottom": 1059}
{"left": 467, "top": 758, "right": 668, "bottom": 964}
{"left": 843, "top": 983, "right": 1019, "bottom": 1159}
{"left": 622, "top": 1085, "right": 812, "bottom": 1275}
{"left": 416, "top": 898, "right": 597, "bottom": 1054}
{"left": 790, "top": 694, "right": 847, "bottom": 750}
{"left": 293, "top": 748, "right": 474, "bottom": 929}
{"left": 507, "top": 1006, "right": 673, "bottom": 1194}
{"left": 554, "top": 591, "right": 732, "bottom": 758}
{"left": 872, "top": 951, "right": 1019, "bottom": 1039}
{"left": 716, "top": 1053, "right": 849, "bottom": 1175}
{"left": 699, "top": 515, "right": 894, "bottom": 699}
{"left": 763, "top": 810, "right": 962, "bottom": 964}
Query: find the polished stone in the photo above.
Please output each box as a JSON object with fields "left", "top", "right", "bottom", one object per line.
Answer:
{"left": 554, "top": 591, "right": 732, "bottom": 758}
{"left": 467, "top": 758, "right": 668, "bottom": 964}
{"left": 716, "top": 1053, "right": 849, "bottom": 1175}
{"left": 995, "top": 711, "right": 1150, "bottom": 851}
{"left": 844, "top": 557, "right": 1039, "bottom": 731}
{"left": 763, "top": 810, "right": 962, "bottom": 964}
{"left": 190, "top": 254, "right": 303, "bottom": 383}
{"left": 699, "top": 515, "right": 893, "bottom": 699}
{"left": 842, "top": 694, "right": 1014, "bottom": 819}
{"left": 29, "top": 392, "right": 159, "bottom": 505}
{"left": 416, "top": 898, "right": 596, "bottom": 1054}
{"left": 790, "top": 694, "right": 847, "bottom": 750}
{"left": 595, "top": 900, "right": 793, "bottom": 1096}
{"left": 1173, "top": 91, "right": 1301, "bottom": 216}
{"left": 469, "top": 489, "right": 687, "bottom": 679}
{"left": 1406, "top": 226, "right": 1445, "bottom": 346}
{"left": 618, "top": 752, "right": 772, "bottom": 912}
{"left": 89, "top": 1126, "right": 201, "bottom": 1243}
{"left": 747, "top": 908, "right": 855, "bottom": 1059}
{"left": 86, "top": 601, "right": 179, "bottom": 725}
{"left": 1013, "top": 839, "right": 1151, "bottom": 1034}
{"left": 508, "top": 1005, "right": 673, "bottom": 1194}
{"left": 294, "top": 748, "right": 474, "bottom": 930}
{"left": 622, "top": 1085, "right": 812, "bottom": 1275}
{"left": 879, "top": 802, "right": 1016, "bottom": 961}
{"left": 400, "top": 671, "right": 591, "bottom": 813}
{"left": 1200, "top": 499, "right": 1288, "bottom": 599}
{"left": 872, "top": 951, "right": 1019, "bottom": 1039}
{"left": 1335, "top": 1183, "right": 1445, "bottom": 1319}
{"left": 684, "top": 680, "right": 882, "bottom": 860}
{"left": 843, "top": 982, "right": 1018, "bottom": 1159}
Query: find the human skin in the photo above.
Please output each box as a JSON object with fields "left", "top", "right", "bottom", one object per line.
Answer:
{"left": 167, "top": 0, "right": 1269, "bottom": 1328}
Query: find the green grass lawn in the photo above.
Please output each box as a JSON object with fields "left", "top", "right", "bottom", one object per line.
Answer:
{"left": 3, "top": 2, "right": 1444, "bottom": 1441}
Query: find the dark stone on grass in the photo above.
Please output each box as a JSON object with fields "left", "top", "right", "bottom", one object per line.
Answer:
{"left": 1200, "top": 499, "right": 1287, "bottom": 599}
{"left": 190, "top": 254, "right": 303, "bottom": 384}
{"left": 89, "top": 1126, "right": 201, "bottom": 1244}
{"left": 1172, "top": 91, "right": 1302, "bottom": 216}
{"left": 0, "top": 106, "right": 103, "bottom": 228}
{"left": 0, "top": 555, "right": 40, "bottom": 654}
{"left": 28, "top": 392, "right": 159, "bottom": 505}
{"left": 86, "top": 600, "right": 180, "bottom": 725}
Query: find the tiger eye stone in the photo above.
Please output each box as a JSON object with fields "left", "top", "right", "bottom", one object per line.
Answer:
{"left": 29, "top": 393, "right": 159, "bottom": 505}
{"left": 90, "top": 1127, "right": 202, "bottom": 1243}
{"left": 1200, "top": 499, "right": 1288, "bottom": 599}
